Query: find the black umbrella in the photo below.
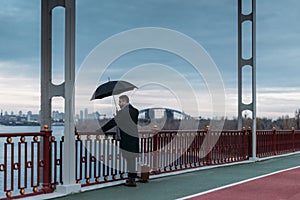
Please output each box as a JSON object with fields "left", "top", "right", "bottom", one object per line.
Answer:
{"left": 91, "top": 80, "right": 137, "bottom": 110}
{"left": 91, "top": 80, "right": 137, "bottom": 100}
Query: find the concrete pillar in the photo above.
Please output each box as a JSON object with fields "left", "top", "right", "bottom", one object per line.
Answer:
{"left": 252, "top": 0, "right": 257, "bottom": 160}
{"left": 41, "top": 0, "right": 52, "bottom": 130}
{"left": 40, "top": 0, "right": 80, "bottom": 194}
{"left": 237, "top": 0, "right": 257, "bottom": 159}
{"left": 56, "top": 0, "right": 81, "bottom": 194}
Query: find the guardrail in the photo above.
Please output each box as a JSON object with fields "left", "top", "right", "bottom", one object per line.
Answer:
{"left": 74, "top": 128, "right": 251, "bottom": 187}
{"left": 256, "top": 128, "right": 300, "bottom": 158}
{"left": 0, "top": 126, "right": 53, "bottom": 199}
{"left": 0, "top": 127, "right": 299, "bottom": 199}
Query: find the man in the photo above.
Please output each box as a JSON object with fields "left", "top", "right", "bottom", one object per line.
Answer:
{"left": 98, "top": 95, "right": 139, "bottom": 187}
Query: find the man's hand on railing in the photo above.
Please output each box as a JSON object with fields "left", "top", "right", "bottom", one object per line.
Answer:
{"left": 96, "top": 128, "right": 110, "bottom": 139}
{"left": 95, "top": 128, "right": 104, "bottom": 134}
{"left": 96, "top": 128, "right": 106, "bottom": 136}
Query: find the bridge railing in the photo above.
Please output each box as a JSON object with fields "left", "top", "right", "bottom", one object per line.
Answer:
{"left": 257, "top": 128, "right": 300, "bottom": 158}
{"left": 0, "top": 128, "right": 299, "bottom": 199}
{"left": 73, "top": 128, "right": 250, "bottom": 187}
{"left": 0, "top": 126, "right": 53, "bottom": 200}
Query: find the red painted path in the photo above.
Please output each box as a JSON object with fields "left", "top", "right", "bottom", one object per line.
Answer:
{"left": 187, "top": 167, "right": 300, "bottom": 200}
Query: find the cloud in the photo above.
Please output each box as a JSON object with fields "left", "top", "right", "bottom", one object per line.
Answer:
{"left": 0, "top": 58, "right": 299, "bottom": 119}
{"left": 225, "top": 86, "right": 300, "bottom": 119}
{"left": 0, "top": 62, "right": 40, "bottom": 113}
{"left": 0, "top": 1, "right": 40, "bottom": 62}
{"left": 257, "top": 91, "right": 300, "bottom": 118}
{"left": 1, "top": 0, "right": 300, "bottom": 120}
{"left": 256, "top": 0, "right": 300, "bottom": 87}
{"left": 76, "top": 62, "right": 214, "bottom": 118}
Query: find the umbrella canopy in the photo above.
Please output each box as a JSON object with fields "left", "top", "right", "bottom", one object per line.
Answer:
{"left": 91, "top": 80, "right": 137, "bottom": 100}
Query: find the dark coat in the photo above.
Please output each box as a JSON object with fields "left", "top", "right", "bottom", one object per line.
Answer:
{"left": 101, "top": 104, "right": 139, "bottom": 153}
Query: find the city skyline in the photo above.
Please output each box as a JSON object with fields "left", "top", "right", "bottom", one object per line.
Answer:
{"left": 0, "top": 107, "right": 104, "bottom": 126}
{"left": 0, "top": 108, "right": 103, "bottom": 121}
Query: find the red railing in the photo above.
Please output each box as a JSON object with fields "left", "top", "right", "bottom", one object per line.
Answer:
{"left": 0, "top": 126, "right": 53, "bottom": 200}
{"left": 140, "top": 128, "right": 250, "bottom": 174}
{"left": 74, "top": 133, "right": 125, "bottom": 186}
{"left": 1, "top": 127, "right": 300, "bottom": 199}
{"left": 49, "top": 135, "right": 63, "bottom": 188}
{"left": 74, "top": 128, "right": 251, "bottom": 186}
{"left": 257, "top": 128, "right": 300, "bottom": 158}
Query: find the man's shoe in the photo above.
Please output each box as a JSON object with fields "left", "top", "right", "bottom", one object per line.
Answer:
{"left": 125, "top": 177, "right": 132, "bottom": 183}
{"left": 124, "top": 180, "right": 136, "bottom": 187}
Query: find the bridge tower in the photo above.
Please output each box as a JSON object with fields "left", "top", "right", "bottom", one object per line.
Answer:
{"left": 238, "top": 0, "right": 257, "bottom": 159}
{"left": 41, "top": 0, "right": 80, "bottom": 194}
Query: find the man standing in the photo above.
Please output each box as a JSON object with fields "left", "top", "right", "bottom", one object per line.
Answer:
{"left": 98, "top": 95, "right": 139, "bottom": 187}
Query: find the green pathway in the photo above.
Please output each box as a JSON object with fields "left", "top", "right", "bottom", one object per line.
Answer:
{"left": 57, "top": 154, "right": 300, "bottom": 200}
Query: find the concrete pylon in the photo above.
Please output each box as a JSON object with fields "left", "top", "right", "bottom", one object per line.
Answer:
{"left": 41, "top": 0, "right": 80, "bottom": 194}
{"left": 237, "top": 0, "right": 257, "bottom": 159}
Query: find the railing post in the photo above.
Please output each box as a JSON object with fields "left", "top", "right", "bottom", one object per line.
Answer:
{"left": 242, "top": 127, "right": 247, "bottom": 159}
{"left": 41, "top": 125, "right": 53, "bottom": 193}
{"left": 152, "top": 125, "right": 159, "bottom": 173}
{"left": 205, "top": 126, "right": 211, "bottom": 165}
{"left": 272, "top": 127, "right": 277, "bottom": 155}
{"left": 247, "top": 127, "right": 252, "bottom": 158}
{"left": 292, "top": 127, "right": 295, "bottom": 152}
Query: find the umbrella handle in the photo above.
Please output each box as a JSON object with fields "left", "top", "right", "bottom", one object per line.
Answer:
{"left": 112, "top": 95, "right": 118, "bottom": 113}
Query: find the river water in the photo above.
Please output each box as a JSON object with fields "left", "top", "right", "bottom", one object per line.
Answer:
{"left": 0, "top": 125, "right": 64, "bottom": 135}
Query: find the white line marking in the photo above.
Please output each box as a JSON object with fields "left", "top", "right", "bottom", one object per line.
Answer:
{"left": 176, "top": 165, "right": 300, "bottom": 200}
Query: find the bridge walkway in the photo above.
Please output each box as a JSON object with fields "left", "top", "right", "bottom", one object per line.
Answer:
{"left": 55, "top": 153, "right": 300, "bottom": 200}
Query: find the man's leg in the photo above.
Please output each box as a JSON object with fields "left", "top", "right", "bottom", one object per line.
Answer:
{"left": 122, "top": 151, "right": 137, "bottom": 186}
{"left": 127, "top": 156, "right": 137, "bottom": 180}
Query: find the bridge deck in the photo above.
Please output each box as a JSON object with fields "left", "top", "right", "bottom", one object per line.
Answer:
{"left": 55, "top": 153, "right": 300, "bottom": 200}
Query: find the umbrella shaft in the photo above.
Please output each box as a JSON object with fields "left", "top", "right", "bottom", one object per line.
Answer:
{"left": 113, "top": 95, "right": 118, "bottom": 112}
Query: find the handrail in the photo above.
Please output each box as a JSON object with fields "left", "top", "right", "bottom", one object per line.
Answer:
{"left": 0, "top": 128, "right": 299, "bottom": 199}
{"left": 0, "top": 132, "right": 44, "bottom": 137}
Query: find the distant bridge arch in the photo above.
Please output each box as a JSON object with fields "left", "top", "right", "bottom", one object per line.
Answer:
{"left": 139, "top": 107, "right": 193, "bottom": 121}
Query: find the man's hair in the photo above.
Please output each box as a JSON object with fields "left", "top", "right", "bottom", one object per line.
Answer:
{"left": 119, "top": 95, "right": 129, "bottom": 103}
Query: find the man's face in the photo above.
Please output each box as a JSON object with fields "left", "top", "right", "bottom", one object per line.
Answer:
{"left": 118, "top": 98, "right": 127, "bottom": 109}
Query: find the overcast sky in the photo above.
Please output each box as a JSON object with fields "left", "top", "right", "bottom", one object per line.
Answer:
{"left": 0, "top": 0, "right": 299, "bottom": 119}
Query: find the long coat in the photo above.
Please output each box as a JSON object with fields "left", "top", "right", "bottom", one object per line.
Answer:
{"left": 101, "top": 104, "right": 139, "bottom": 154}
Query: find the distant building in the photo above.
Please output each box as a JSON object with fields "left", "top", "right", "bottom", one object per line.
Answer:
{"left": 27, "top": 111, "right": 32, "bottom": 121}
{"left": 80, "top": 110, "right": 84, "bottom": 120}
{"left": 30, "top": 114, "right": 40, "bottom": 122}
{"left": 84, "top": 108, "right": 88, "bottom": 120}
{"left": 52, "top": 110, "right": 64, "bottom": 121}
